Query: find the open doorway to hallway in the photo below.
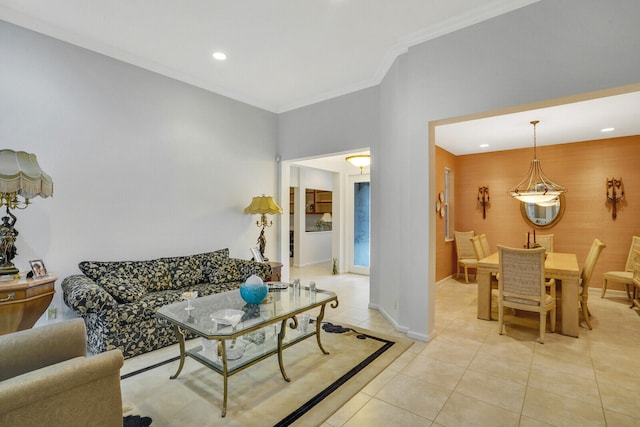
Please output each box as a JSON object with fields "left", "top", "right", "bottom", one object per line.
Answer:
{"left": 279, "top": 150, "right": 370, "bottom": 281}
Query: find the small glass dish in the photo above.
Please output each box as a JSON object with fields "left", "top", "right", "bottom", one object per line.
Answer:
{"left": 225, "top": 339, "right": 246, "bottom": 361}
{"left": 182, "top": 291, "right": 198, "bottom": 311}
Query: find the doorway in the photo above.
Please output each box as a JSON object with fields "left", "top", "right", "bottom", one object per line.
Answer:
{"left": 278, "top": 150, "right": 370, "bottom": 280}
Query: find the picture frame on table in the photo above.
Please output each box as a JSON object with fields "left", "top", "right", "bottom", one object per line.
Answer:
{"left": 29, "top": 259, "right": 48, "bottom": 278}
{"left": 250, "top": 247, "right": 264, "bottom": 263}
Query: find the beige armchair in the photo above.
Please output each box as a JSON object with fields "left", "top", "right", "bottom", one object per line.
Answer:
{"left": 0, "top": 318, "right": 124, "bottom": 427}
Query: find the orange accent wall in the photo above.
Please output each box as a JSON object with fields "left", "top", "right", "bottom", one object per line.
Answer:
{"left": 435, "top": 135, "right": 640, "bottom": 291}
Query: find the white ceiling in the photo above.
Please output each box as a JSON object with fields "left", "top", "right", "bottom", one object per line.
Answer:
{"left": 436, "top": 90, "right": 640, "bottom": 155}
{"left": 1, "top": 0, "right": 638, "bottom": 157}
{"left": 0, "top": 0, "right": 540, "bottom": 113}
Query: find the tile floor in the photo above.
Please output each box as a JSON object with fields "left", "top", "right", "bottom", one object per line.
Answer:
{"left": 289, "top": 263, "right": 640, "bottom": 427}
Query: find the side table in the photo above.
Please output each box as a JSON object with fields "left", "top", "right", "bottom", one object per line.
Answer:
{"left": 0, "top": 274, "right": 57, "bottom": 335}
{"left": 266, "top": 261, "right": 283, "bottom": 281}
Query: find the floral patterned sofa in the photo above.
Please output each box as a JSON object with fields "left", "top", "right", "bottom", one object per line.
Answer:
{"left": 62, "top": 248, "right": 271, "bottom": 359}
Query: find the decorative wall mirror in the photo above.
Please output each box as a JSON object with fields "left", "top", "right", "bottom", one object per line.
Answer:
{"left": 520, "top": 195, "right": 565, "bottom": 229}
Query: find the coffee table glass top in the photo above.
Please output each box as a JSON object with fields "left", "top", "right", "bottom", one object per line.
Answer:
{"left": 156, "top": 283, "right": 336, "bottom": 339}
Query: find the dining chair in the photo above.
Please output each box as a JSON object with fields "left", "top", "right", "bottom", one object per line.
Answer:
{"left": 631, "top": 248, "right": 640, "bottom": 310}
{"left": 579, "top": 238, "right": 606, "bottom": 329}
{"left": 471, "top": 235, "right": 485, "bottom": 260}
{"left": 497, "top": 245, "right": 555, "bottom": 343}
{"left": 601, "top": 235, "right": 640, "bottom": 299}
{"left": 524, "top": 233, "right": 554, "bottom": 251}
{"left": 479, "top": 234, "right": 491, "bottom": 258}
{"left": 474, "top": 234, "right": 500, "bottom": 289}
{"left": 454, "top": 231, "right": 477, "bottom": 283}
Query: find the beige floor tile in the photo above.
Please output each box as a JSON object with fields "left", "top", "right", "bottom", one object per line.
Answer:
{"left": 343, "top": 398, "right": 431, "bottom": 427}
{"left": 401, "top": 354, "right": 466, "bottom": 390}
{"left": 324, "top": 392, "right": 372, "bottom": 426}
{"left": 527, "top": 364, "right": 600, "bottom": 405}
{"left": 418, "top": 338, "right": 479, "bottom": 368}
{"left": 455, "top": 369, "right": 526, "bottom": 413}
{"left": 518, "top": 416, "right": 555, "bottom": 427}
{"left": 467, "top": 351, "right": 531, "bottom": 385}
{"left": 373, "top": 373, "right": 451, "bottom": 420}
{"left": 434, "top": 392, "right": 520, "bottom": 427}
{"left": 603, "top": 409, "right": 640, "bottom": 427}
{"left": 522, "top": 387, "right": 606, "bottom": 426}
{"left": 478, "top": 333, "right": 535, "bottom": 362}
{"left": 597, "top": 380, "right": 640, "bottom": 419}
{"left": 360, "top": 367, "right": 399, "bottom": 396}
{"left": 530, "top": 351, "right": 596, "bottom": 381}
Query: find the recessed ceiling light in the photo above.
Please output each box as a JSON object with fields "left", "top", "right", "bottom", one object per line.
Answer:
{"left": 480, "top": 144, "right": 489, "bottom": 148}
{"left": 212, "top": 52, "right": 227, "bottom": 61}
{"left": 600, "top": 127, "right": 615, "bottom": 132}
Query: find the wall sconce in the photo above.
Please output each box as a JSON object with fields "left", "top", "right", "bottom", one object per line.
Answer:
{"left": 477, "top": 186, "right": 490, "bottom": 219}
{"left": 606, "top": 177, "right": 624, "bottom": 220}
{"left": 436, "top": 191, "right": 445, "bottom": 218}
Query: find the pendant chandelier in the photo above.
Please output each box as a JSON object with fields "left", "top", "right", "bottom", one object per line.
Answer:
{"left": 508, "top": 120, "right": 566, "bottom": 203}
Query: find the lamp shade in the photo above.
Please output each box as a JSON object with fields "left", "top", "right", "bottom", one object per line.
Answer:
{"left": 244, "top": 195, "right": 283, "bottom": 215}
{"left": 0, "top": 150, "right": 53, "bottom": 198}
{"left": 345, "top": 154, "right": 370, "bottom": 169}
{"left": 508, "top": 159, "right": 565, "bottom": 203}
{"left": 320, "top": 213, "right": 332, "bottom": 223}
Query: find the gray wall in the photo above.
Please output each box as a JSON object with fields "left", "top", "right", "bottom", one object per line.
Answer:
{"left": 277, "top": 0, "right": 640, "bottom": 340}
{"left": 278, "top": 86, "right": 379, "bottom": 159}
{"left": 0, "top": 20, "right": 278, "bottom": 317}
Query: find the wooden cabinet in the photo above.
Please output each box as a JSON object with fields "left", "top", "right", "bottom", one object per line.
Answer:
{"left": 305, "top": 189, "right": 332, "bottom": 214}
{"left": 266, "top": 262, "right": 282, "bottom": 282}
{"left": 0, "top": 274, "right": 57, "bottom": 335}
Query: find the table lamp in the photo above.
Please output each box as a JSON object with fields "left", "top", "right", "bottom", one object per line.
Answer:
{"left": 244, "top": 195, "right": 282, "bottom": 261}
{"left": 0, "top": 150, "right": 53, "bottom": 277}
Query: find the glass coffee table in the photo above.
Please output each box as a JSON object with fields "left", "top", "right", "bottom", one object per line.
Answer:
{"left": 156, "top": 283, "right": 339, "bottom": 417}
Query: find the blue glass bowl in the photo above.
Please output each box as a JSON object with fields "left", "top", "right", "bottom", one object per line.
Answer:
{"left": 240, "top": 282, "right": 268, "bottom": 304}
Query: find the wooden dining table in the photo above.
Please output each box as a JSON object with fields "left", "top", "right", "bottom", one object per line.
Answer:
{"left": 477, "top": 251, "right": 581, "bottom": 337}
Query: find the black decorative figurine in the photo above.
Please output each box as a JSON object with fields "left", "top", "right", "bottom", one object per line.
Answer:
{"left": 0, "top": 208, "right": 19, "bottom": 276}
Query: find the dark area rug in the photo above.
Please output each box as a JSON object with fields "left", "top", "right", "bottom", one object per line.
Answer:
{"left": 123, "top": 415, "right": 153, "bottom": 427}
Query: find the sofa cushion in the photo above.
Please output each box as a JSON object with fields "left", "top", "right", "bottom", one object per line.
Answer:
{"left": 96, "top": 273, "right": 147, "bottom": 304}
{"left": 194, "top": 249, "right": 230, "bottom": 279}
{"left": 161, "top": 256, "right": 203, "bottom": 289}
{"left": 209, "top": 259, "right": 243, "bottom": 284}
{"left": 80, "top": 259, "right": 177, "bottom": 293}
{"left": 140, "top": 260, "right": 173, "bottom": 292}
{"left": 138, "top": 290, "right": 184, "bottom": 313}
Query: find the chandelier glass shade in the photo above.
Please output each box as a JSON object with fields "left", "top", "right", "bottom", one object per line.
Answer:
{"left": 508, "top": 121, "right": 566, "bottom": 204}
{"left": 345, "top": 154, "right": 370, "bottom": 173}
